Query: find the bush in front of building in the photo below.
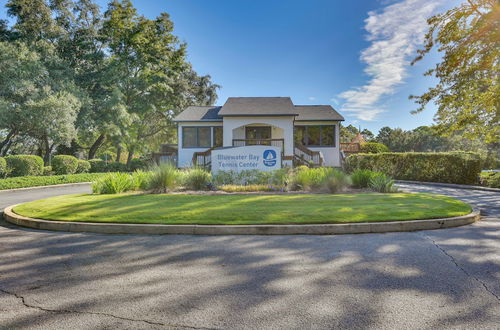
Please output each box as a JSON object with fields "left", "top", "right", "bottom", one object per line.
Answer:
{"left": 360, "top": 142, "right": 389, "bottom": 153}
{"left": 52, "top": 155, "right": 79, "bottom": 175}
{"left": 345, "top": 152, "right": 482, "bottom": 185}
{"left": 5, "top": 155, "right": 44, "bottom": 177}
{"left": 181, "top": 167, "right": 212, "bottom": 190}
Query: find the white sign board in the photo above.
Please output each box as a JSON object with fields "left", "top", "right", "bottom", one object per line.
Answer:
{"left": 211, "top": 146, "right": 281, "bottom": 174}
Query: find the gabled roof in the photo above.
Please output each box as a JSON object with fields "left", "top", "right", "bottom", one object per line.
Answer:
{"left": 218, "top": 97, "right": 297, "bottom": 116}
{"left": 173, "top": 106, "right": 222, "bottom": 121}
{"left": 294, "top": 105, "right": 344, "bottom": 121}
{"left": 174, "top": 97, "right": 344, "bottom": 122}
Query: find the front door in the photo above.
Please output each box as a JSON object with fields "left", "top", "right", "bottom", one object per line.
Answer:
{"left": 245, "top": 126, "right": 271, "bottom": 145}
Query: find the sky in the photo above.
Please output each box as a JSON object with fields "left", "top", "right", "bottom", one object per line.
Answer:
{"left": 0, "top": 0, "right": 456, "bottom": 135}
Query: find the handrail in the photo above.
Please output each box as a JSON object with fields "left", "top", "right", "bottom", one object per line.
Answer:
{"left": 340, "top": 142, "right": 361, "bottom": 153}
{"left": 294, "top": 144, "right": 323, "bottom": 167}
{"left": 192, "top": 146, "right": 216, "bottom": 168}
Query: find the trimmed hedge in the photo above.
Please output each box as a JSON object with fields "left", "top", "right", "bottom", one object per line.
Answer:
{"left": 345, "top": 152, "right": 482, "bottom": 185}
{"left": 5, "top": 155, "right": 44, "bottom": 177}
{"left": 480, "top": 171, "right": 500, "bottom": 188}
{"left": 0, "top": 172, "right": 112, "bottom": 190}
{"left": 127, "top": 158, "right": 148, "bottom": 171}
{"left": 43, "top": 166, "right": 53, "bottom": 176}
{"left": 0, "top": 157, "right": 7, "bottom": 178}
{"left": 89, "top": 159, "right": 107, "bottom": 173}
{"left": 52, "top": 155, "right": 79, "bottom": 175}
{"left": 360, "top": 142, "right": 389, "bottom": 153}
{"left": 76, "top": 159, "right": 91, "bottom": 173}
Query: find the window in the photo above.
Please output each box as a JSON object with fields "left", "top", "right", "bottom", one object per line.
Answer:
{"left": 182, "top": 127, "right": 211, "bottom": 148}
{"left": 294, "top": 125, "right": 336, "bottom": 147}
{"left": 245, "top": 126, "right": 271, "bottom": 140}
{"left": 182, "top": 126, "right": 222, "bottom": 148}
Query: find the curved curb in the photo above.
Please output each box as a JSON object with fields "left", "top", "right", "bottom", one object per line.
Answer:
{"left": 3, "top": 204, "right": 480, "bottom": 235}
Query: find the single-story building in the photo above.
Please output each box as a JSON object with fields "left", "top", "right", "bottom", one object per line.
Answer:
{"left": 173, "top": 97, "right": 344, "bottom": 168}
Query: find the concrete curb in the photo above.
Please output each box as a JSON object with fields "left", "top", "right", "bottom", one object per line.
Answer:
{"left": 395, "top": 180, "right": 500, "bottom": 193}
{"left": 3, "top": 204, "right": 481, "bottom": 235}
{"left": 0, "top": 182, "right": 91, "bottom": 193}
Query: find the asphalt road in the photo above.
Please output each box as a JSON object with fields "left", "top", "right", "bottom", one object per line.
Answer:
{"left": 0, "top": 183, "right": 498, "bottom": 329}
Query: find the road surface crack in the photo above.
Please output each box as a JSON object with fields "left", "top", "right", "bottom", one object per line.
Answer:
{"left": 0, "top": 287, "right": 218, "bottom": 329}
{"left": 422, "top": 234, "right": 500, "bottom": 302}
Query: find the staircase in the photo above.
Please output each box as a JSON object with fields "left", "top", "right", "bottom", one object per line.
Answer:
{"left": 293, "top": 144, "right": 324, "bottom": 167}
{"left": 192, "top": 147, "right": 216, "bottom": 169}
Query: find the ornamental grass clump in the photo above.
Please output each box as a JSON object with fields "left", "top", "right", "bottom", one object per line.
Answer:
{"left": 290, "top": 167, "right": 334, "bottom": 191}
{"left": 325, "top": 169, "right": 352, "bottom": 193}
{"left": 92, "top": 172, "right": 135, "bottom": 194}
{"left": 369, "top": 173, "right": 398, "bottom": 193}
{"left": 351, "top": 169, "right": 376, "bottom": 188}
{"left": 131, "top": 170, "right": 151, "bottom": 191}
{"left": 147, "top": 163, "right": 180, "bottom": 193}
{"left": 182, "top": 167, "right": 212, "bottom": 190}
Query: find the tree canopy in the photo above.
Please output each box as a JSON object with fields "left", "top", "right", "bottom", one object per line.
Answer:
{"left": 411, "top": 0, "right": 499, "bottom": 144}
{"left": 0, "top": 0, "right": 219, "bottom": 163}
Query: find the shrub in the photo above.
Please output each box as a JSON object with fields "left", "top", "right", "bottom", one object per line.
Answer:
{"left": 212, "top": 169, "right": 288, "bottom": 187}
{"left": 325, "top": 169, "right": 351, "bottom": 193}
{"left": 89, "top": 159, "right": 107, "bottom": 173}
{"left": 107, "top": 161, "right": 128, "bottom": 172}
{"left": 182, "top": 167, "right": 212, "bottom": 190}
{"left": 147, "top": 163, "right": 180, "bottom": 193}
{"left": 290, "top": 167, "right": 331, "bottom": 191}
{"left": 52, "top": 155, "right": 79, "bottom": 175}
{"left": 75, "top": 160, "right": 91, "bottom": 173}
{"left": 98, "top": 151, "right": 115, "bottom": 162}
{"left": 480, "top": 171, "right": 500, "bottom": 188}
{"left": 131, "top": 170, "right": 151, "bottom": 191}
{"left": 92, "top": 172, "right": 134, "bottom": 194}
{"left": 351, "top": 169, "right": 376, "bottom": 188}
{"left": 43, "top": 166, "right": 53, "bottom": 176}
{"left": 369, "top": 173, "right": 398, "bottom": 193}
{"left": 5, "top": 155, "right": 44, "bottom": 177}
{"left": 128, "top": 159, "right": 148, "bottom": 171}
{"left": 345, "top": 152, "right": 482, "bottom": 185}
{"left": 360, "top": 142, "right": 389, "bottom": 153}
{"left": 212, "top": 171, "right": 239, "bottom": 185}
{"left": 219, "top": 184, "right": 275, "bottom": 192}
{"left": 0, "top": 157, "right": 7, "bottom": 178}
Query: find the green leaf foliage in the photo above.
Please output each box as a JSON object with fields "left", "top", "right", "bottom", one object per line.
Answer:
{"left": 345, "top": 152, "right": 482, "bottom": 185}
{"left": 360, "top": 142, "right": 389, "bottom": 153}
{"left": 51, "top": 155, "right": 79, "bottom": 175}
{"left": 0, "top": 157, "right": 7, "bottom": 177}
{"left": 0, "top": 172, "right": 110, "bottom": 190}
{"left": 5, "top": 155, "right": 44, "bottom": 177}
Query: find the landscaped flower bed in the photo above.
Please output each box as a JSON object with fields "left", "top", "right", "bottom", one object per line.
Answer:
{"left": 91, "top": 164, "right": 397, "bottom": 195}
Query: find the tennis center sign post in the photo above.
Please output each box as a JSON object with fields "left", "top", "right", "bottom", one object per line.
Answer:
{"left": 211, "top": 146, "right": 281, "bottom": 174}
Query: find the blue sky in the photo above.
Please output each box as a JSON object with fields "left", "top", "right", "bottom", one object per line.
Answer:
{"left": 1, "top": 0, "right": 454, "bottom": 135}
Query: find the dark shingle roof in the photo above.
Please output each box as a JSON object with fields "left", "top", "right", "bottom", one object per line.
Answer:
{"left": 218, "top": 97, "right": 297, "bottom": 116}
{"left": 173, "top": 106, "right": 222, "bottom": 121}
{"left": 174, "top": 98, "right": 344, "bottom": 121}
{"left": 294, "top": 105, "right": 344, "bottom": 121}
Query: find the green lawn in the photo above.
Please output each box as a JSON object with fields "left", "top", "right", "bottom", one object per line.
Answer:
{"left": 13, "top": 193, "right": 472, "bottom": 225}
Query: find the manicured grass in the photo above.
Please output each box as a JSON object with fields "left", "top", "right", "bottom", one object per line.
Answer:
{"left": 0, "top": 173, "right": 112, "bottom": 190}
{"left": 13, "top": 193, "right": 472, "bottom": 225}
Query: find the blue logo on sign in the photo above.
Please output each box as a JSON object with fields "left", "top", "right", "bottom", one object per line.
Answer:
{"left": 263, "top": 149, "right": 277, "bottom": 167}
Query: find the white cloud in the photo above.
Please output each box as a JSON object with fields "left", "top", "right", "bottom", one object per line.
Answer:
{"left": 308, "top": 96, "right": 316, "bottom": 101}
{"left": 330, "top": 97, "right": 340, "bottom": 106}
{"left": 339, "top": 0, "right": 440, "bottom": 121}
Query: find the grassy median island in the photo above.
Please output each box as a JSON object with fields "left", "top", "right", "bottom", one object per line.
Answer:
{"left": 13, "top": 193, "right": 472, "bottom": 225}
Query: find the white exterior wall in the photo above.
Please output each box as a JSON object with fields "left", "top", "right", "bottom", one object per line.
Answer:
{"left": 222, "top": 116, "right": 295, "bottom": 166}
{"left": 295, "top": 121, "right": 342, "bottom": 167}
{"left": 177, "top": 121, "right": 222, "bottom": 168}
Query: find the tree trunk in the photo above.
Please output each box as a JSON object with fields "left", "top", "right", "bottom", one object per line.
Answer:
{"left": 43, "top": 136, "right": 51, "bottom": 165}
{"left": 126, "top": 147, "right": 135, "bottom": 165}
{"left": 116, "top": 145, "right": 122, "bottom": 162}
{"left": 88, "top": 134, "right": 106, "bottom": 160}
{"left": 0, "top": 129, "right": 16, "bottom": 156}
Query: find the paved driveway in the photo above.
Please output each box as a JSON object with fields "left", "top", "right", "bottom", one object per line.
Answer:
{"left": 0, "top": 183, "right": 498, "bottom": 329}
